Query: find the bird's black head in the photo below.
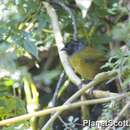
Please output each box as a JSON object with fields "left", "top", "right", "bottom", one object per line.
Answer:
{"left": 62, "top": 40, "right": 85, "bottom": 55}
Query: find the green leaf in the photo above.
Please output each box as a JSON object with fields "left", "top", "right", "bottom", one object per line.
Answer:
{"left": 0, "top": 96, "right": 26, "bottom": 119}
{"left": 112, "top": 22, "right": 130, "bottom": 42}
{"left": 34, "top": 70, "right": 61, "bottom": 85}
{"left": 23, "top": 32, "right": 39, "bottom": 59}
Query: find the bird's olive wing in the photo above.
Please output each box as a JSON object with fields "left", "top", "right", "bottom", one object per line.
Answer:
{"left": 84, "top": 57, "right": 96, "bottom": 63}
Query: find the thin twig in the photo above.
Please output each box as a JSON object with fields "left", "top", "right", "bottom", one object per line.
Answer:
{"left": 105, "top": 102, "right": 130, "bottom": 130}
{"left": 49, "top": 72, "right": 65, "bottom": 130}
{"left": 50, "top": 72, "right": 65, "bottom": 107}
{"left": 53, "top": 0, "right": 77, "bottom": 41}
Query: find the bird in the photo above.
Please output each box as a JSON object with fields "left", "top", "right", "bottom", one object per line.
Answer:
{"left": 62, "top": 40, "right": 106, "bottom": 80}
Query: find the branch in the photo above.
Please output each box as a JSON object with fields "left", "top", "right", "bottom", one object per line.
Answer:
{"left": 49, "top": 72, "right": 65, "bottom": 107}
{"left": 41, "top": 71, "right": 118, "bottom": 130}
{"left": 42, "top": 2, "right": 119, "bottom": 130}
{"left": 49, "top": 72, "right": 65, "bottom": 130}
{"left": 86, "top": 90, "right": 118, "bottom": 98}
{"left": 43, "top": 2, "right": 82, "bottom": 87}
{"left": 0, "top": 94, "right": 128, "bottom": 126}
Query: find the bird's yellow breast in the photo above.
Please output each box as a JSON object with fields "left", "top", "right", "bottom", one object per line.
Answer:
{"left": 69, "top": 47, "right": 105, "bottom": 80}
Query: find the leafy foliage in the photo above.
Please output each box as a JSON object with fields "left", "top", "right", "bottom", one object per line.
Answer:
{"left": 0, "top": 96, "right": 26, "bottom": 119}
{"left": 0, "top": 0, "right": 130, "bottom": 130}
